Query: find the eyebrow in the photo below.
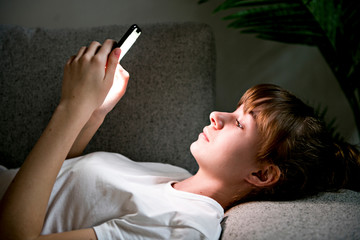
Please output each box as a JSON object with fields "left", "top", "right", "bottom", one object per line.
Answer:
{"left": 238, "top": 105, "right": 258, "bottom": 122}
{"left": 249, "top": 110, "right": 257, "bottom": 120}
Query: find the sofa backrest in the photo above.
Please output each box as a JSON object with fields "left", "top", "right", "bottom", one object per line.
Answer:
{"left": 0, "top": 23, "right": 216, "bottom": 173}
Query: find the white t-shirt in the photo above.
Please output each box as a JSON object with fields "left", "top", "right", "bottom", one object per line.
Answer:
{"left": 0, "top": 152, "right": 224, "bottom": 240}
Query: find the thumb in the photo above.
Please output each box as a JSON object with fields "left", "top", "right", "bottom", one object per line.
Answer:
{"left": 105, "top": 47, "right": 121, "bottom": 79}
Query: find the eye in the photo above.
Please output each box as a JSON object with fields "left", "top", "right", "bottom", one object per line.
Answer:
{"left": 236, "top": 119, "right": 244, "bottom": 129}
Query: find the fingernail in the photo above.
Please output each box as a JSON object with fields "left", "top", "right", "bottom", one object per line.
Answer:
{"left": 114, "top": 48, "right": 121, "bottom": 57}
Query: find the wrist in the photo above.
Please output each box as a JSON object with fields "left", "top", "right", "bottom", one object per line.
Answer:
{"left": 87, "top": 111, "right": 106, "bottom": 129}
{"left": 91, "top": 108, "right": 108, "bottom": 122}
{"left": 57, "top": 99, "right": 95, "bottom": 123}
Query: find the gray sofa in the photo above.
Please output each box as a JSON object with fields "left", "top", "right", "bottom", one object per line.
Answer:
{"left": 1, "top": 23, "right": 359, "bottom": 239}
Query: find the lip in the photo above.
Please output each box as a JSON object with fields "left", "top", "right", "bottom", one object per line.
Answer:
{"left": 200, "top": 127, "right": 210, "bottom": 142}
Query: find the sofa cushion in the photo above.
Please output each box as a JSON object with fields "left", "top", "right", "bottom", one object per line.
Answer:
{"left": 221, "top": 189, "right": 360, "bottom": 240}
{"left": 0, "top": 23, "right": 216, "bottom": 173}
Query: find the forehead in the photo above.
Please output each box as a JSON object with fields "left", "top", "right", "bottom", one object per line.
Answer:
{"left": 236, "top": 104, "right": 258, "bottom": 121}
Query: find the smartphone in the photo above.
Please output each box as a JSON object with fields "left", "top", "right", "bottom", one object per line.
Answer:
{"left": 115, "top": 24, "right": 142, "bottom": 61}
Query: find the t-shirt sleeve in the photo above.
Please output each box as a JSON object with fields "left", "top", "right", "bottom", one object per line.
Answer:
{"left": 93, "top": 219, "right": 207, "bottom": 240}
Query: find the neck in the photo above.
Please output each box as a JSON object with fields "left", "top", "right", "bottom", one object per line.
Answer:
{"left": 173, "top": 170, "right": 251, "bottom": 210}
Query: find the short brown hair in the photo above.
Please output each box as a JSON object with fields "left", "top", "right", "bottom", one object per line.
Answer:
{"left": 238, "top": 84, "right": 360, "bottom": 201}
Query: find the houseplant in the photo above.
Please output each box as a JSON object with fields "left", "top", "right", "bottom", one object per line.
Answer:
{"left": 199, "top": 0, "right": 360, "bottom": 140}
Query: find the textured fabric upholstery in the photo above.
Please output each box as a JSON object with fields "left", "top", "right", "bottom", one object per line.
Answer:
{"left": 221, "top": 189, "right": 360, "bottom": 240}
{"left": 0, "top": 23, "right": 215, "bottom": 173}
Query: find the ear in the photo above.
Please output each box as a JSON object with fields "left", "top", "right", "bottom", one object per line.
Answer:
{"left": 245, "top": 164, "right": 281, "bottom": 187}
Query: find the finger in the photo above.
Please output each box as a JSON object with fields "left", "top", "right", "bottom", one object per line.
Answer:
{"left": 84, "top": 41, "right": 102, "bottom": 57}
{"left": 97, "top": 39, "right": 117, "bottom": 60}
{"left": 74, "top": 46, "right": 87, "bottom": 61}
{"left": 66, "top": 55, "right": 76, "bottom": 65}
{"left": 104, "top": 47, "right": 122, "bottom": 80}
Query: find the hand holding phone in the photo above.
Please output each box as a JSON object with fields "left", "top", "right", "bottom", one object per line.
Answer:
{"left": 115, "top": 24, "right": 142, "bottom": 61}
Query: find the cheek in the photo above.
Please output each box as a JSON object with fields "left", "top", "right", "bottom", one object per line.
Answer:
{"left": 220, "top": 134, "right": 260, "bottom": 167}
{"left": 190, "top": 136, "right": 242, "bottom": 166}
{"left": 190, "top": 132, "right": 259, "bottom": 169}
{"left": 190, "top": 139, "right": 256, "bottom": 182}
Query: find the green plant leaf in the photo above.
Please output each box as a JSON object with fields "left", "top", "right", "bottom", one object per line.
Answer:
{"left": 222, "top": 2, "right": 325, "bottom": 46}
{"left": 214, "top": 0, "right": 289, "bottom": 12}
{"left": 301, "top": 0, "right": 340, "bottom": 50}
{"left": 242, "top": 27, "right": 324, "bottom": 45}
{"left": 223, "top": 2, "right": 305, "bottom": 20}
{"left": 223, "top": 2, "right": 313, "bottom": 29}
{"left": 301, "top": 1, "right": 360, "bottom": 137}
{"left": 226, "top": 12, "right": 316, "bottom": 29}
{"left": 302, "top": 1, "right": 360, "bottom": 83}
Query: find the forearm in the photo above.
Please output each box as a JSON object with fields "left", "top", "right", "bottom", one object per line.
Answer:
{"left": 67, "top": 64, "right": 130, "bottom": 159}
{"left": 0, "top": 104, "right": 92, "bottom": 240}
{"left": 67, "top": 113, "right": 105, "bottom": 159}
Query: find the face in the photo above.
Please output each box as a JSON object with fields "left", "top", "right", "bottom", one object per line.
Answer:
{"left": 190, "top": 105, "right": 261, "bottom": 183}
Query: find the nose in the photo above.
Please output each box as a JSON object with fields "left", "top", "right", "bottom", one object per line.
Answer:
{"left": 210, "top": 111, "right": 224, "bottom": 129}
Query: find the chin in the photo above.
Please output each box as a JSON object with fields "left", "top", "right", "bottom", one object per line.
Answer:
{"left": 190, "top": 141, "right": 196, "bottom": 156}
{"left": 190, "top": 139, "right": 200, "bottom": 154}
{"left": 189, "top": 140, "right": 205, "bottom": 166}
